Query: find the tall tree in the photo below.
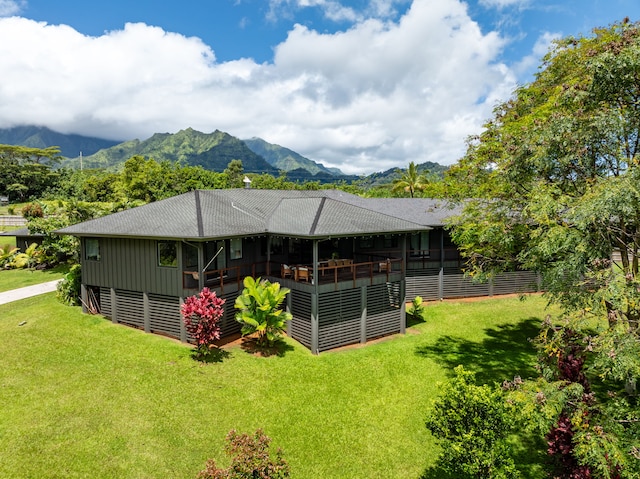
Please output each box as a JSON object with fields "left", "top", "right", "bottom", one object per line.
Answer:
{"left": 446, "top": 20, "right": 640, "bottom": 478}
{"left": 391, "top": 161, "right": 429, "bottom": 198}
{"left": 0, "top": 144, "right": 62, "bottom": 201}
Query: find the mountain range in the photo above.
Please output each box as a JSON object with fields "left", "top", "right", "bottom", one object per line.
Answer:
{"left": 0, "top": 125, "right": 448, "bottom": 183}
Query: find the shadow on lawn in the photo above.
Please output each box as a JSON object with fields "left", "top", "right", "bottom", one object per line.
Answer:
{"left": 192, "top": 347, "right": 232, "bottom": 363}
{"left": 240, "top": 337, "right": 294, "bottom": 358}
{"left": 415, "top": 317, "right": 542, "bottom": 384}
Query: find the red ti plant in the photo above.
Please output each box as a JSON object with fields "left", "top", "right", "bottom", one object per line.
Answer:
{"left": 181, "top": 287, "right": 225, "bottom": 358}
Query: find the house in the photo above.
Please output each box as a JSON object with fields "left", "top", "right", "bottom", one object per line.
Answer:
{"left": 0, "top": 227, "right": 44, "bottom": 250}
{"left": 57, "top": 189, "right": 539, "bottom": 353}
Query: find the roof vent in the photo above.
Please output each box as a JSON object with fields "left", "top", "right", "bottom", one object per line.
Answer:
{"left": 243, "top": 176, "right": 252, "bottom": 189}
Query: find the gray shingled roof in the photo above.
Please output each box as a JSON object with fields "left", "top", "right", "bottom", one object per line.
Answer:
{"left": 0, "top": 228, "right": 43, "bottom": 237}
{"left": 57, "top": 189, "right": 453, "bottom": 239}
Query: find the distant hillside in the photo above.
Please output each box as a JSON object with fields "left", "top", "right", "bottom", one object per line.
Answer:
{"left": 243, "top": 137, "right": 341, "bottom": 176}
{"left": 360, "top": 161, "right": 449, "bottom": 187}
{"left": 65, "top": 128, "right": 278, "bottom": 174}
{"left": 0, "top": 126, "right": 119, "bottom": 158}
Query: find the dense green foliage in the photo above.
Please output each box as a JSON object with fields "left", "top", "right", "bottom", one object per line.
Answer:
{"left": 0, "top": 144, "right": 62, "bottom": 201}
{"left": 425, "top": 366, "right": 519, "bottom": 479}
{"left": 56, "top": 263, "right": 82, "bottom": 306}
{"left": 446, "top": 20, "right": 640, "bottom": 478}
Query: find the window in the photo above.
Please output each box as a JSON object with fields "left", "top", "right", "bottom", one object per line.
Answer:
{"left": 158, "top": 241, "right": 177, "bottom": 267}
{"left": 85, "top": 238, "right": 100, "bottom": 261}
{"left": 411, "top": 232, "right": 430, "bottom": 257}
{"left": 230, "top": 238, "right": 243, "bottom": 260}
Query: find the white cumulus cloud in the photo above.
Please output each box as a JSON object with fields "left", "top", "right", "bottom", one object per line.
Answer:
{"left": 0, "top": 0, "right": 517, "bottom": 174}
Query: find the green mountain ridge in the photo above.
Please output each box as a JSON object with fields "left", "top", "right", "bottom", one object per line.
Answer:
{"left": 242, "top": 137, "right": 338, "bottom": 176}
{"left": 63, "top": 128, "right": 278, "bottom": 174}
{"left": 0, "top": 125, "right": 119, "bottom": 158}
{"left": 0, "top": 125, "right": 449, "bottom": 182}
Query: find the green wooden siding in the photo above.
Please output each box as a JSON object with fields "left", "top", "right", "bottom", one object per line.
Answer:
{"left": 82, "top": 237, "right": 180, "bottom": 297}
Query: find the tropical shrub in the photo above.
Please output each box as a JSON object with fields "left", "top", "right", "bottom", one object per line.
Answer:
{"left": 9, "top": 242, "right": 41, "bottom": 269}
{"left": 0, "top": 244, "right": 18, "bottom": 268}
{"left": 57, "top": 264, "right": 82, "bottom": 306}
{"left": 181, "top": 287, "right": 225, "bottom": 358}
{"left": 234, "top": 277, "right": 292, "bottom": 347}
{"left": 406, "top": 295, "right": 425, "bottom": 321}
{"left": 197, "top": 429, "right": 290, "bottom": 479}
{"left": 425, "top": 365, "right": 520, "bottom": 478}
{"left": 21, "top": 202, "right": 43, "bottom": 218}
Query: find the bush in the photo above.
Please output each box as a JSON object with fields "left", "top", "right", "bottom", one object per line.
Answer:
{"left": 0, "top": 244, "right": 18, "bottom": 268}
{"left": 197, "top": 429, "right": 290, "bottom": 479}
{"left": 57, "top": 264, "right": 82, "bottom": 306}
{"left": 21, "top": 202, "right": 43, "bottom": 219}
{"left": 425, "top": 365, "right": 519, "bottom": 479}
{"left": 407, "top": 295, "right": 425, "bottom": 321}
{"left": 181, "top": 287, "right": 225, "bottom": 358}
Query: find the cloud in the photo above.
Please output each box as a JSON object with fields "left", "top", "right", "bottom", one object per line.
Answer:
{"left": 0, "top": 0, "right": 516, "bottom": 175}
{"left": 479, "top": 0, "right": 530, "bottom": 9}
{"left": 0, "top": 0, "right": 25, "bottom": 16}
{"left": 267, "top": 0, "right": 408, "bottom": 23}
{"left": 513, "top": 30, "right": 559, "bottom": 79}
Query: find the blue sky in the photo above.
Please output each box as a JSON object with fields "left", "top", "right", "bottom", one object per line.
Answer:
{"left": 1, "top": 0, "right": 639, "bottom": 174}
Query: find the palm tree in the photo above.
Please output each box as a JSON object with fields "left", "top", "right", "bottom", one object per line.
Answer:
{"left": 391, "top": 161, "right": 428, "bottom": 198}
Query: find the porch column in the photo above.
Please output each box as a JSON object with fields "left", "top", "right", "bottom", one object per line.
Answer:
{"left": 197, "top": 242, "right": 204, "bottom": 291}
{"left": 312, "top": 239, "right": 319, "bottom": 285}
{"left": 266, "top": 236, "right": 272, "bottom": 277}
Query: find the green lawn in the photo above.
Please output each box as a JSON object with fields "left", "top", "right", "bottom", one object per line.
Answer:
{"left": 0, "top": 294, "right": 553, "bottom": 479}
{"left": 0, "top": 266, "right": 69, "bottom": 293}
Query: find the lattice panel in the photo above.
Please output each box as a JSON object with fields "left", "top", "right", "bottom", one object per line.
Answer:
{"left": 492, "top": 271, "right": 538, "bottom": 295}
{"left": 114, "top": 290, "right": 144, "bottom": 328}
{"left": 290, "top": 290, "right": 312, "bottom": 348}
{"left": 148, "top": 294, "right": 181, "bottom": 339}
{"left": 100, "top": 287, "right": 112, "bottom": 317}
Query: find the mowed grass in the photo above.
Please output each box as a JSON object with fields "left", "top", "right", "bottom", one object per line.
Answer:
{"left": 0, "top": 266, "right": 69, "bottom": 293}
{"left": 0, "top": 293, "right": 554, "bottom": 479}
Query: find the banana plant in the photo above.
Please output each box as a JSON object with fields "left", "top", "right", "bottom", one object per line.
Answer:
{"left": 234, "top": 276, "right": 292, "bottom": 347}
{"left": 9, "top": 242, "right": 41, "bottom": 269}
{"left": 0, "top": 244, "right": 19, "bottom": 268}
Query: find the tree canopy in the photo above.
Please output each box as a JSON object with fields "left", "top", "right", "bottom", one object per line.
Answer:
{"left": 444, "top": 20, "right": 640, "bottom": 478}
{"left": 0, "top": 144, "right": 61, "bottom": 201}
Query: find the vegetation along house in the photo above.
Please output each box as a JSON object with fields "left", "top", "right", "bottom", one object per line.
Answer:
{"left": 58, "top": 188, "right": 539, "bottom": 353}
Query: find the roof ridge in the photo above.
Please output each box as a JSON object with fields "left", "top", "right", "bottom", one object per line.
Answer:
{"left": 309, "top": 197, "right": 326, "bottom": 236}
{"left": 194, "top": 190, "right": 204, "bottom": 237}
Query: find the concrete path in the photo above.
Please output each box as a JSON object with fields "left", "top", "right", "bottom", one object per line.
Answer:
{"left": 0, "top": 280, "right": 61, "bottom": 305}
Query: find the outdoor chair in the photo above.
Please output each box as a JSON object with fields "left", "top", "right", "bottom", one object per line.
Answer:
{"left": 297, "top": 267, "right": 311, "bottom": 282}
{"left": 379, "top": 259, "right": 391, "bottom": 272}
{"left": 281, "top": 264, "right": 292, "bottom": 279}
